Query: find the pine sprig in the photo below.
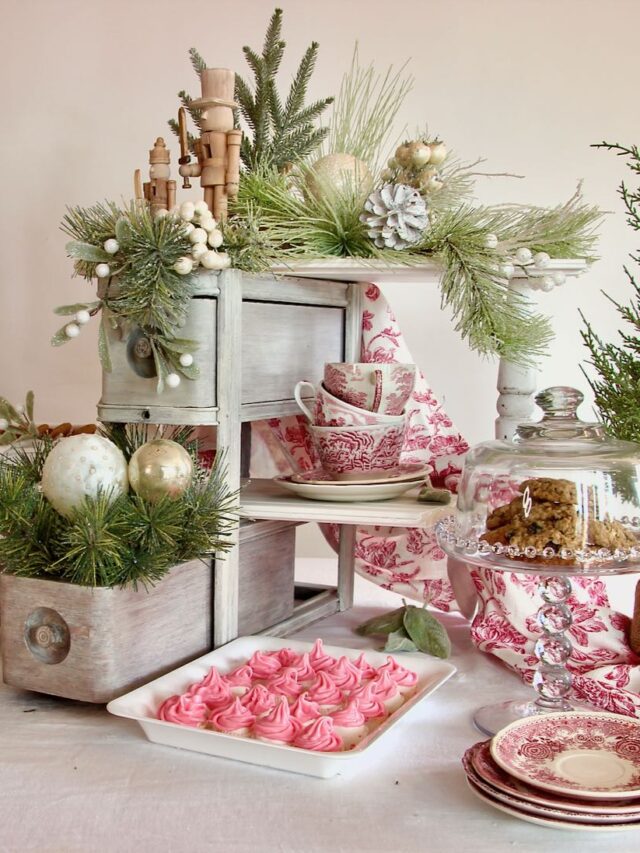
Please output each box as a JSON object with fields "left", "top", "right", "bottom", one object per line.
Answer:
{"left": 0, "top": 434, "right": 238, "bottom": 588}
{"left": 582, "top": 142, "right": 640, "bottom": 441}
{"left": 59, "top": 202, "right": 198, "bottom": 390}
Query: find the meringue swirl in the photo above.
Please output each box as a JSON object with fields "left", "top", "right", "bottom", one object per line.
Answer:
{"left": 247, "top": 650, "right": 282, "bottom": 679}
{"left": 157, "top": 693, "right": 209, "bottom": 727}
{"left": 209, "top": 697, "right": 255, "bottom": 733}
{"left": 253, "top": 699, "right": 302, "bottom": 744}
{"left": 294, "top": 717, "right": 343, "bottom": 752}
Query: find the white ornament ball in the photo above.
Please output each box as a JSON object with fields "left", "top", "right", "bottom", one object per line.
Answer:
{"left": 485, "top": 233, "right": 499, "bottom": 249}
{"left": 154, "top": 208, "right": 169, "bottom": 219}
{"left": 173, "top": 257, "right": 194, "bottom": 276}
{"left": 218, "top": 252, "right": 231, "bottom": 269}
{"left": 166, "top": 372, "right": 181, "bottom": 388}
{"left": 189, "top": 227, "right": 208, "bottom": 244}
{"left": 75, "top": 310, "right": 91, "bottom": 325}
{"left": 553, "top": 272, "right": 566, "bottom": 287}
{"left": 103, "top": 239, "right": 120, "bottom": 255}
{"left": 65, "top": 323, "right": 80, "bottom": 338}
{"left": 180, "top": 202, "right": 195, "bottom": 222}
{"left": 515, "top": 247, "right": 532, "bottom": 264}
{"left": 533, "top": 251, "right": 551, "bottom": 269}
{"left": 182, "top": 222, "right": 195, "bottom": 236}
{"left": 540, "top": 276, "right": 555, "bottom": 292}
{"left": 179, "top": 353, "right": 194, "bottom": 367}
{"left": 208, "top": 229, "right": 224, "bottom": 249}
{"left": 41, "top": 434, "right": 129, "bottom": 518}
{"left": 201, "top": 250, "right": 226, "bottom": 270}
{"left": 499, "top": 262, "right": 515, "bottom": 279}
{"left": 194, "top": 200, "right": 210, "bottom": 217}
{"left": 95, "top": 263, "right": 111, "bottom": 278}
{"left": 0, "top": 418, "right": 9, "bottom": 431}
{"left": 191, "top": 243, "right": 208, "bottom": 261}
{"left": 428, "top": 141, "right": 448, "bottom": 166}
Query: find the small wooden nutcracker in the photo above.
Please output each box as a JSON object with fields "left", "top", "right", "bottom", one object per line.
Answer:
{"left": 134, "top": 137, "right": 177, "bottom": 214}
{"left": 177, "top": 67, "right": 242, "bottom": 222}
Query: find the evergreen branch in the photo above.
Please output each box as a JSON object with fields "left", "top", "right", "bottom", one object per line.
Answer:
{"left": 189, "top": 47, "right": 207, "bottom": 74}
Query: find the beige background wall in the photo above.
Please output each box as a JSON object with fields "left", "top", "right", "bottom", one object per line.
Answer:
{"left": 1, "top": 0, "right": 639, "bottom": 552}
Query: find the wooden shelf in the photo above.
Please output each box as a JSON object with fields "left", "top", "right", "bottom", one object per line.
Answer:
{"left": 239, "top": 478, "right": 451, "bottom": 528}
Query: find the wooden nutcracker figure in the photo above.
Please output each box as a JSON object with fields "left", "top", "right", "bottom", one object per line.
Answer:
{"left": 177, "top": 67, "right": 242, "bottom": 222}
{"left": 134, "top": 137, "right": 177, "bottom": 214}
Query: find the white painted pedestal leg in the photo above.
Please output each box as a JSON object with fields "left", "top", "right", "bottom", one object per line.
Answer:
{"left": 495, "top": 279, "right": 538, "bottom": 441}
{"left": 337, "top": 525, "right": 356, "bottom": 611}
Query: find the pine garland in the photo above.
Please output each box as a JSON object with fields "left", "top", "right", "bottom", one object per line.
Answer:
{"left": 0, "top": 426, "right": 238, "bottom": 588}
{"left": 582, "top": 142, "right": 640, "bottom": 441}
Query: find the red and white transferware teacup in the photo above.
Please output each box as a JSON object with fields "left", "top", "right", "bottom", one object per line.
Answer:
{"left": 294, "top": 381, "right": 405, "bottom": 427}
{"left": 323, "top": 363, "right": 416, "bottom": 415}
{"left": 308, "top": 422, "right": 406, "bottom": 478}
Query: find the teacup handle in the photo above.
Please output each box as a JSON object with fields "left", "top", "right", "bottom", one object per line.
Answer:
{"left": 294, "top": 380, "right": 317, "bottom": 422}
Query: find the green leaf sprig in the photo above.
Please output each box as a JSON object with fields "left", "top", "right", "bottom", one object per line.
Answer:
{"left": 355, "top": 602, "right": 451, "bottom": 659}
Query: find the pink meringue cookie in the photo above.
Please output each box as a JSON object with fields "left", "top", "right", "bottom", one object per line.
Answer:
{"left": 327, "top": 656, "right": 362, "bottom": 692}
{"left": 198, "top": 666, "right": 225, "bottom": 690}
{"left": 247, "top": 650, "right": 282, "bottom": 679}
{"left": 377, "top": 656, "right": 419, "bottom": 694}
{"left": 330, "top": 699, "right": 369, "bottom": 748}
{"left": 187, "top": 681, "right": 233, "bottom": 712}
{"left": 157, "top": 693, "right": 209, "bottom": 727}
{"left": 240, "top": 684, "right": 277, "bottom": 717}
{"left": 307, "top": 671, "right": 343, "bottom": 712}
{"left": 266, "top": 667, "right": 303, "bottom": 702}
{"left": 253, "top": 698, "right": 302, "bottom": 744}
{"left": 290, "top": 692, "right": 322, "bottom": 726}
{"left": 288, "top": 652, "right": 316, "bottom": 684}
{"left": 209, "top": 697, "right": 255, "bottom": 736}
{"left": 308, "top": 638, "right": 335, "bottom": 672}
{"left": 352, "top": 652, "right": 378, "bottom": 681}
{"left": 223, "top": 664, "right": 254, "bottom": 696}
{"left": 277, "top": 647, "right": 301, "bottom": 667}
{"left": 349, "top": 682, "right": 386, "bottom": 721}
{"left": 370, "top": 670, "right": 404, "bottom": 713}
{"left": 293, "top": 716, "right": 343, "bottom": 752}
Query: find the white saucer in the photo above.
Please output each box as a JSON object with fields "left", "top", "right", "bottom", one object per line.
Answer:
{"left": 290, "top": 464, "right": 430, "bottom": 486}
{"left": 274, "top": 476, "right": 421, "bottom": 502}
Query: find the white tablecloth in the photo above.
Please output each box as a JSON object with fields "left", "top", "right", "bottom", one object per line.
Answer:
{"left": 1, "top": 561, "right": 638, "bottom": 853}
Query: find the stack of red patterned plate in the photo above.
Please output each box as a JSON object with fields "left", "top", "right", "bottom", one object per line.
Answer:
{"left": 462, "top": 711, "right": 640, "bottom": 832}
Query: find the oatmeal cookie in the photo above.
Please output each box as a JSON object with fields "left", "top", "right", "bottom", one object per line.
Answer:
{"left": 517, "top": 477, "right": 577, "bottom": 505}
{"left": 588, "top": 519, "right": 637, "bottom": 550}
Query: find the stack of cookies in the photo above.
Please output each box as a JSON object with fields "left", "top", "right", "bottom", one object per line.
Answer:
{"left": 482, "top": 476, "right": 636, "bottom": 559}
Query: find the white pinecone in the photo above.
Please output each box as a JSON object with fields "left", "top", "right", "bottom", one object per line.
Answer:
{"left": 360, "top": 183, "right": 429, "bottom": 250}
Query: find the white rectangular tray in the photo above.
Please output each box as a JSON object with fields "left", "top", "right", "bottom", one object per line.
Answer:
{"left": 107, "top": 636, "right": 456, "bottom": 778}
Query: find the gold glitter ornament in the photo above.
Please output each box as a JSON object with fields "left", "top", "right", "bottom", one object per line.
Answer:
{"left": 128, "top": 439, "right": 194, "bottom": 503}
{"left": 306, "top": 153, "right": 373, "bottom": 198}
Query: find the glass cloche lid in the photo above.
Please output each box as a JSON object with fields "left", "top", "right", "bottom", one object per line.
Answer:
{"left": 437, "top": 386, "right": 640, "bottom": 574}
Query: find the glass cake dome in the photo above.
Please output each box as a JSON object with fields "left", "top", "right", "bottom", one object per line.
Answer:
{"left": 438, "top": 386, "right": 640, "bottom": 575}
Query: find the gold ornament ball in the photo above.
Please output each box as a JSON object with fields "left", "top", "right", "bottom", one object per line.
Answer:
{"left": 128, "top": 439, "right": 194, "bottom": 503}
{"left": 307, "top": 153, "right": 373, "bottom": 199}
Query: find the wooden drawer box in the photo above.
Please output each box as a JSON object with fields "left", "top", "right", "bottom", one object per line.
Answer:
{"left": 97, "top": 270, "right": 347, "bottom": 425}
{"left": 234, "top": 518, "right": 298, "bottom": 635}
{"left": 0, "top": 559, "right": 211, "bottom": 703}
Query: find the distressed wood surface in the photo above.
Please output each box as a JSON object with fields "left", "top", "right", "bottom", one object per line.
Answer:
{"left": 0, "top": 560, "right": 211, "bottom": 703}
{"left": 213, "top": 269, "right": 243, "bottom": 646}
{"left": 242, "top": 274, "right": 349, "bottom": 306}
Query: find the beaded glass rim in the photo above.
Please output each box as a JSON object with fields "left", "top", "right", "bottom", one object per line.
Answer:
{"left": 435, "top": 515, "right": 640, "bottom": 576}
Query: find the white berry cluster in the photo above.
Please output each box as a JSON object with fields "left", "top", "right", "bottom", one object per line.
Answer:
{"left": 484, "top": 235, "right": 567, "bottom": 293}
{"left": 158, "top": 200, "right": 231, "bottom": 275}
{"left": 382, "top": 138, "right": 448, "bottom": 195}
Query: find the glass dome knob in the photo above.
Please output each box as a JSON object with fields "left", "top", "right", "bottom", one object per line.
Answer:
{"left": 535, "top": 386, "right": 583, "bottom": 420}
{"left": 516, "top": 386, "right": 605, "bottom": 441}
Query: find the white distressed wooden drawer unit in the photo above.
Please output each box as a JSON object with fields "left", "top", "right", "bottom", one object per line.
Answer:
{"left": 98, "top": 269, "right": 362, "bottom": 425}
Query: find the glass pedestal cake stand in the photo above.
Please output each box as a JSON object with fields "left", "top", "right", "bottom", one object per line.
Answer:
{"left": 437, "top": 515, "right": 640, "bottom": 736}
